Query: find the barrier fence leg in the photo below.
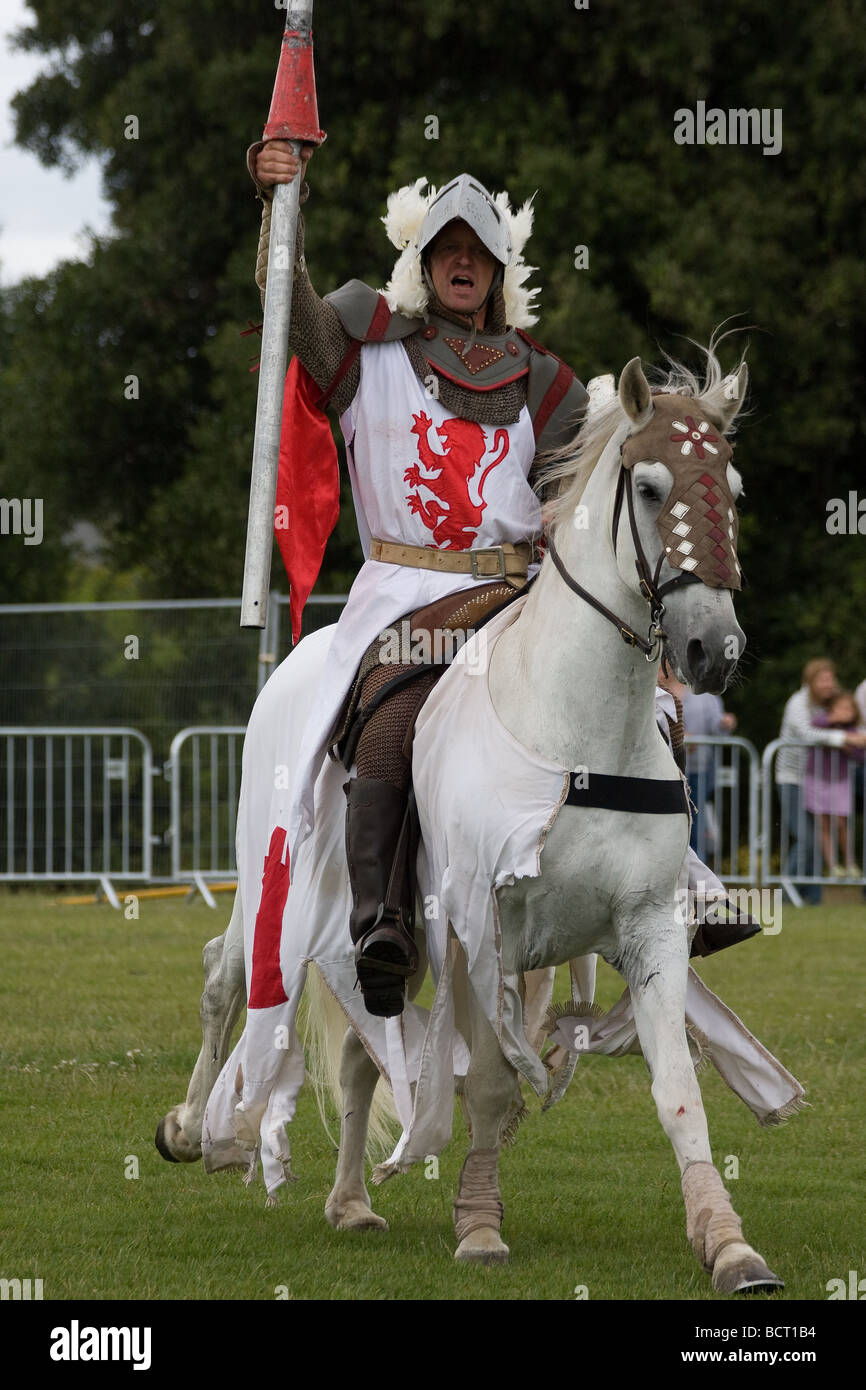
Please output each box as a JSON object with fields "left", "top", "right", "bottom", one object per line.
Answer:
{"left": 96, "top": 876, "right": 121, "bottom": 910}
{"left": 188, "top": 872, "right": 217, "bottom": 909}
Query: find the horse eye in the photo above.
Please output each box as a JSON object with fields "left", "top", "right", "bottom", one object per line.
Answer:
{"left": 638, "top": 485, "right": 659, "bottom": 502}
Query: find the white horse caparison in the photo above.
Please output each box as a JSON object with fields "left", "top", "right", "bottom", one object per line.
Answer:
{"left": 158, "top": 349, "right": 782, "bottom": 1294}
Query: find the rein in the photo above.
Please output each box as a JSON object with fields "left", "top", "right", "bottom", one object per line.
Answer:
{"left": 545, "top": 463, "right": 702, "bottom": 662}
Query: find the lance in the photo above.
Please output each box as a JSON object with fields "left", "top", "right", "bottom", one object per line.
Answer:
{"left": 240, "top": 1, "right": 326, "bottom": 628}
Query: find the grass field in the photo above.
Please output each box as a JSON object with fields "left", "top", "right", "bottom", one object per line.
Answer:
{"left": 0, "top": 890, "right": 863, "bottom": 1302}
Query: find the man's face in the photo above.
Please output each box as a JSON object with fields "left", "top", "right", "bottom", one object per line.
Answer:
{"left": 428, "top": 220, "right": 497, "bottom": 320}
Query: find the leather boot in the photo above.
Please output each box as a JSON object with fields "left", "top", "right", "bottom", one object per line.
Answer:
{"left": 344, "top": 777, "right": 420, "bottom": 1018}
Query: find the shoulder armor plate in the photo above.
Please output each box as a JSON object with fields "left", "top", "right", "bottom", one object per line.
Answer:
{"left": 325, "top": 280, "right": 418, "bottom": 342}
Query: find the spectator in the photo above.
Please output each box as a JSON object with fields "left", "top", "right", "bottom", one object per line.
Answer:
{"left": 681, "top": 690, "right": 737, "bottom": 856}
{"left": 775, "top": 659, "right": 866, "bottom": 903}
{"left": 804, "top": 691, "right": 865, "bottom": 877}
{"left": 856, "top": 679, "right": 866, "bottom": 897}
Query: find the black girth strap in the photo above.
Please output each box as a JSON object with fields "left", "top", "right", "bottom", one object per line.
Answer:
{"left": 565, "top": 772, "right": 688, "bottom": 815}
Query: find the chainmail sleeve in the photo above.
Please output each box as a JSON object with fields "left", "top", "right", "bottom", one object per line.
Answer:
{"left": 249, "top": 149, "right": 359, "bottom": 413}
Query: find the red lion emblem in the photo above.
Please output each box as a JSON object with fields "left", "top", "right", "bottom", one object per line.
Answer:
{"left": 403, "top": 413, "right": 510, "bottom": 548}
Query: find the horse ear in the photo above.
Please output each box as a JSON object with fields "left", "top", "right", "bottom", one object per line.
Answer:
{"left": 619, "top": 357, "right": 653, "bottom": 427}
{"left": 703, "top": 362, "right": 748, "bottom": 432}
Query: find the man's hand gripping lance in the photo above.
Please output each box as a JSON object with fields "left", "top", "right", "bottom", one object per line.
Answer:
{"left": 240, "top": 2, "right": 325, "bottom": 628}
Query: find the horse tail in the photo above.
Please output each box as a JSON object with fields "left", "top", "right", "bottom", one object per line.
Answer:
{"left": 298, "top": 964, "right": 399, "bottom": 1158}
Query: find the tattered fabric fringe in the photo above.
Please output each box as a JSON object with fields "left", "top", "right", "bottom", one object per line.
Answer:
{"left": 535, "top": 967, "right": 805, "bottom": 1129}
{"left": 371, "top": 1158, "right": 414, "bottom": 1186}
{"left": 500, "top": 1099, "right": 528, "bottom": 1149}
{"left": 242, "top": 1147, "right": 260, "bottom": 1187}
{"left": 686, "top": 1022, "right": 711, "bottom": 1074}
{"left": 544, "top": 997, "right": 605, "bottom": 1030}
{"left": 542, "top": 1049, "right": 578, "bottom": 1112}
{"left": 758, "top": 1094, "right": 809, "bottom": 1127}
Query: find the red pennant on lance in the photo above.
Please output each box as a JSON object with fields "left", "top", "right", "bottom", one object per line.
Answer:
{"left": 248, "top": 826, "right": 291, "bottom": 1009}
{"left": 275, "top": 356, "right": 340, "bottom": 644}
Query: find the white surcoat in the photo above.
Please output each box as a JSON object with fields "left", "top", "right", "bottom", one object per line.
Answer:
{"left": 285, "top": 337, "right": 540, "bottom": 861}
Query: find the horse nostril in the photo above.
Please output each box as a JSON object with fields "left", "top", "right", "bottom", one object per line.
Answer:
{"left": 687, "top": 638, "right": 708, "bottom": 681}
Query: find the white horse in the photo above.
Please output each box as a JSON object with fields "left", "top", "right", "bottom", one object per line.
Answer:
{"left": 159, "top": 348, "right": 784, "bottom": 1294}
{"left": 396, "top": 350, "right": 782, "bottom": 1291}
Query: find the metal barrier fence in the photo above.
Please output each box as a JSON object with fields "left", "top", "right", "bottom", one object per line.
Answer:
{"left": 0, "top": 728, "right": 153, "bottom": 905}
{"left": 167, "top": 726, "right": 246, "bottom": 904}
{"left": 761, "top": 739, "right": 866, "bottom": 906}
{"left": 162, "top": 733, "right": 762, "bottom": 897}
{"left": 0, "top": 719, "right": 861, "bottom": 907}
{"left": 0, "top": 593, "right": 344, "bottom": 885}
{"left": 683, "top": 735, "right": 760, "bottom": 884}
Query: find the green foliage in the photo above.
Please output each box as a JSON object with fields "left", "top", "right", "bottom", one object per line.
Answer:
{"left": 1, "top": 0, "right": 864, "bottom": 746}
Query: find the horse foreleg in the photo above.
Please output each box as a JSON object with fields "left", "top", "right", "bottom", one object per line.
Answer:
{"left": 156, "top": 889, "right": 246, "bottom": 1163}
{"left": 522, "top": 967, "right": 555, "bottom": 1054}
{"left": 569, "top": 953, "right": 597, "bottom": 1004}
{"left": 453, "top": 961, "right": 522, "bottom": 1264}
{"left": 627, "top": 930, "right": 782, "bottom": 1294}
{"left": 325, "top": 1028, "right": 389, "bottom": 1232}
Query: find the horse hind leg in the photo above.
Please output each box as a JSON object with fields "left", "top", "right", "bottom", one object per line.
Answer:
{"left": 325, "top": 1028, "right": 389, "bottom": 1232}
{"left": 156, "top": 889, "right": 246, "bottom": 1163}
{"left": 626, "top": 927, "right": 782, "bottom": 1294}
{"left": 453, "top": 956, "right": 522, "bottom": 1264}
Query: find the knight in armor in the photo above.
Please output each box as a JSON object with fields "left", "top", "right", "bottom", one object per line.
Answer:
{"left": 248, "top": 140, "right": 588, "bottom": 1018}
{"left": 247, "top": 141, "right": 756, "bottom": 1021}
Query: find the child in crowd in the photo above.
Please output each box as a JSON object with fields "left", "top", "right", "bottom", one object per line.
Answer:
{"left": 804, "top": 691, "right": 865, "bottom": 876}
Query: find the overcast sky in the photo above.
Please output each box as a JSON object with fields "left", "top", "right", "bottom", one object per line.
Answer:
{"left": 0, "top": 1, "right": 112, "bottom": 285}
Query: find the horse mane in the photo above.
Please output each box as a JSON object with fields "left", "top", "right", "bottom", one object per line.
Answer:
{"left": 535, "top": 333, "right": 749, "bottom": 534}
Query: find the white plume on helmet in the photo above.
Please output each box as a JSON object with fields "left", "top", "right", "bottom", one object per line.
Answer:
{"left": 379, "top": 176, "right": 540, "bottom": 327}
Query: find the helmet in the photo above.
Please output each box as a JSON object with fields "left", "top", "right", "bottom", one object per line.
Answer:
{"left": 418, "top": 174, "right": 512, "bottom": 267}
{"left": 381, "top": 175, "right": 539, "bottom": 328}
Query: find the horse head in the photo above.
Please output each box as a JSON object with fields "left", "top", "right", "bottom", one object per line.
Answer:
{"left": 537, "top": 345, "right": 749, "bottom": 697}
{"left": 616, "top": 355, "right": 747, "bottom": 693}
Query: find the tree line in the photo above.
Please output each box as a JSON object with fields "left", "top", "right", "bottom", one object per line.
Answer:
{"left": 1, "top": 0, "right": 864, "bottom": 748}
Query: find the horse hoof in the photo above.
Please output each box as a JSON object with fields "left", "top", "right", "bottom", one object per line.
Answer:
{"left": 325, "top": 1198, "right": 388, "bottom": 1232}
{"left": 712, "top": 1243, "right": 783, "bottom": 1295}
{"left": 155, "top": 1111, "right": 202, "bottom": 1164}
{"left": 455, "top": 1228, "right": 510, "bottom": 1265}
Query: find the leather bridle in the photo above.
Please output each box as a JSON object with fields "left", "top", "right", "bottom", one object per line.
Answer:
{"left": 544, "top": 461, "right": 704, "bottom": 662}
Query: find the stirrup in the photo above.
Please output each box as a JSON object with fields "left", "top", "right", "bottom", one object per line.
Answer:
{"left": 354, "top": 909, "right": 419, "bottom": 1020}
{"left": 354, "top": 908, "right": 419, "bottom": 979}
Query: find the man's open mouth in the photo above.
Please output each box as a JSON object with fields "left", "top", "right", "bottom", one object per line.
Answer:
{"left": 451, "top": 275, "right": 474, "bottom": 288}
